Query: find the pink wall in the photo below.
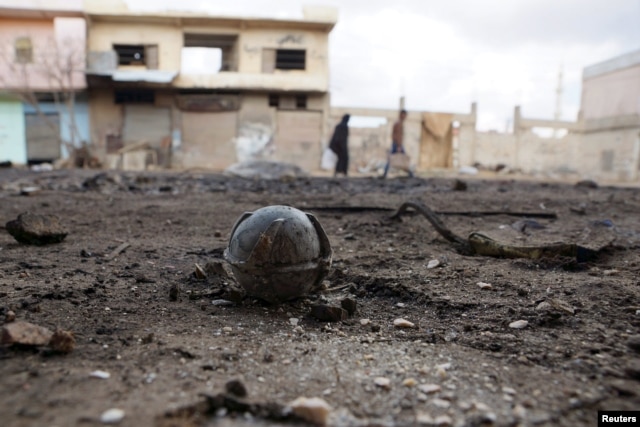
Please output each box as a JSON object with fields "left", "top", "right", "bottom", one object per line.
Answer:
{"left": 0, "top": 16, "right": 86, "bottom": 92}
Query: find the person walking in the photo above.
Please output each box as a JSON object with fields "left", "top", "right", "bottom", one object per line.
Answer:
{"left": 329, "top": 114, "right": 350, "bottom": 177}
{"left": 381, "top": 109, "right": 413, "bottom": 178}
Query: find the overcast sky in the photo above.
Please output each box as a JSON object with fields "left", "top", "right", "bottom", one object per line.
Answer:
{"left": 126, "top": 0, "right": 640, "bottom": 130}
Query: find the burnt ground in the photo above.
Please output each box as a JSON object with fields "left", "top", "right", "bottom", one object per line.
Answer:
{"left": 0, "top": 168, "right": 639, "bottom": 427}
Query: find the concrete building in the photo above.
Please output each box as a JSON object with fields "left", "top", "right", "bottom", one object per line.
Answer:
{"left": 338, "top": 50, "right": 640, "bottom": 183}
{"left": 84, "top": 0, "right": 336, "bottom": 171}
{"left": 0, "top": 0, "right": 88, "bottom": 165}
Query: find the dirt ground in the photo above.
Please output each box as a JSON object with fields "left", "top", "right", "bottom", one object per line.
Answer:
{"left": 0, "top": 168, "right": 639, "bottom": 427}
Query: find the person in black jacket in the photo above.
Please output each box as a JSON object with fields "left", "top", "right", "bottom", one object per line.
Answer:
{"left": 329, "top": 114, "right": 350, "bottom": 177}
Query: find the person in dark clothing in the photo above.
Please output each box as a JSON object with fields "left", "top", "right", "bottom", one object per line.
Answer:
{"left": 329, "top": 114, "right": 350, "bottom": 177}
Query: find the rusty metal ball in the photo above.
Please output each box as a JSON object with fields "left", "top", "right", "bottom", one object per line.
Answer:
{"left": 224, "top": 205, "right": 332, "bottom": 303}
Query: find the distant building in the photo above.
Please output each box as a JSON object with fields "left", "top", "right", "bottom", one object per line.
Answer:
{"left": 0, "top": 1, "right": 88, "bottom": 165}
{"left": 84, "top": 0, "right": 336, "bottom": 170}
{"left": 580, "top": 49, "right": 640, "bottom": 181}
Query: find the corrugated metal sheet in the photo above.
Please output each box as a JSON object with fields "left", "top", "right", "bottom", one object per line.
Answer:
{"left": 181, "top": 111, "right": 238, "bottom": 170}
{"left": 25, "top": 113, "right": 60, "bottom": 162}
{"left": 123, "top": 105, "right": 171, "bottom": 148}
{"left": 275, "top": 110, "right": 322, "bottom": 172}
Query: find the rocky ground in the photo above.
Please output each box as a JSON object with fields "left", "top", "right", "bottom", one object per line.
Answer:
{"left": 0, "top": 168, "right": 639, "bottom": 427}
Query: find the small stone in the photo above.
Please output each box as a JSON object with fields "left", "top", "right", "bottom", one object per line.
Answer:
{"left": 6, "top": 212, "right": 68, "bottom": 245}
{"left": 432, "top": 398, "right": 450, "bottom": 409}
{"left": 100, "top": 408, "right": 125, "bottom": 424}
{"left": 603, "top": 269, "right": 619, "bottom": 276}
{"left": 168, "top": 284, "right": 180, "bottom": 301}
{"left": 49, "top": 329, "right": 75, "bottom": 353}
{"left": 502, "top": 386, "right": 516, "bottom": 395}
{"left": 393, "top": 318, "right": 415, "bottom": 329}
{"left": 418, "top": 384, "right": 441, "bottom": 394}
{"left": 310, "top": 304, "right": 348, "bottom": 322}
{"left": 225, "top": 379, "right": 248, "bottom": 398}
{"left": 396, "top": 302, "right": 406, "bottom": 308}
{"left": 214, "top": 230, "right": 222, "bottom": 238}
{"left": 416, "top": 411, "right": 434, "bottom": 425}
{"left": 360, "top": 318, "right": 371, "bottom": 326}
{"left": 575, "top": 179, "right": 598, "bottom": 189}
{"left": 513, "top": 404, "right": 527, "bottom": 419}
{"left": 427, "top": 259, "right": 440, "bottom": 269}
{"left": 626, "top": 335, "right": 640, "bottom": 353}
{"left": 474, "top": 402, "right": 492, "bottom": 412}
{"left": 289, "top": 318, "right": 299, "bottom": 326}
{"left": 536, "top": 301, "right": 551, "bottom": 311}
{"left": 212, "top": 299, "right": 234, "bottom": 306}
{"left": 477, "top": 282, "right": 492, "bottom": 290}
{"left": 403, "top": 378, "right": 417, "bottom": 387}
{"left": 340, "top": 297, "right": 357, "bottom": 315}
{"left": 289, "top": 397, "right": 332, "bottom": 425}
{"left": 222, "top": 327, "right": 232, "bottom": 332}
{"left": 549, "top": 298, "right": 575, "bottom": 315}
{"left": 1, "top": 321, "right": 53, "bottom": 346}
{"left": 90, "top": 370, "right": 111, "bottom": 379}
{"left": 5, "top": 310, "right": 16, "bottom": 323}
{"left": 374, "top": 377, "right": 392, "bottom": 389}
{"left": 509, "top": 320, "right": 528, "bottom": 329}
{"left": 434, "top": 414, "right": 453, "bottom": 426}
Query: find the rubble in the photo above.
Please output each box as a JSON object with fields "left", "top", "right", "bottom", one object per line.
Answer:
{"left": 6, "top": 212, "right": 68, "bottom": 245}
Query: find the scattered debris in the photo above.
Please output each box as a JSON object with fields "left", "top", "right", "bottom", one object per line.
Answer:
{"left": 509, "top": 320, "right": 529, "bottom": 329}
{"left": 477, "top": 282, "right": 493, "bottom": 290}
{"left": 1, "top": 321, "right": 53, "bottom": 346}
{"left": 100, "top": 408, "right": 125, "bottom": 424}
{"left": 5, "top": 212, "right": 68, "bottom": 245}
{"left": 359, "top": 318, "right": 371, "bottom": 326}
{"left": 511, "top": 219, "right": 546, "bottom": 233}
{"left": 575, "top": 179, "right": 598, "bottom": 189}
{"left": 452, "top": 179, "right": 467, "bottom": 191}
{"left": 212, "top": 299, "right": 234, "bottom": 306}
{"left": 104, "top": 242, "right": 130, "bottom": 260}
{"left": 20, "top": 186, "right": 41, "bottom": 196}
{"left": 393, "top": 318, "right": 416, "bottom": 329}
{"left": 340, "top": 297, "right": 357, "bottom": 315}
{"left": 403, "top": 378, "right": 417, "bottom": 387}
{"left": 168, "top": 284, "right": 180, "bottom": 301}
{"left": 427, "top": 259, "right": 440, "bottom": 269}
{"left": 418, "top": 384, "right": 441, "bottom": 394}
{"left": 311, "top": 304, "right": 348, "bottom": 322}
{"left": 289, "top": 396, "right": 332, "bottom": 425}
{"left": 224, "top": 160, "right": 308, "bottom": 180}
{"left": 194, "top": 263, "right": 206, "bottom": 280}
{"left": 90, "top": 370, "right": 111, "bottom": 380}
{"left": 225, "top": 379, "right": 248, "bottom": 398}
{"left": 391, "top": 200, "right": 609, "bottom": 262}
{"left": 49, "top": 329, "right": 76, "bottom": 353}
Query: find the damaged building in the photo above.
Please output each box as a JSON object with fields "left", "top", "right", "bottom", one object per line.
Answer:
{"left": 0, "top": 1, "right": 88, "bottom": 166}
{"left": 84, "top": 1, "right": 335, "bottom": 171}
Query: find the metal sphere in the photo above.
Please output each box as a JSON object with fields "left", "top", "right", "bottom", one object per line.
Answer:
{"left": 224, "top": 205, "right": 332, "bottom": 303}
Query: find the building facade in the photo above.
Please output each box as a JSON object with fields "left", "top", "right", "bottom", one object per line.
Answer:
{"left": 85, "top": 1, "right": 335, "bottom": 171}
{"left": 0, "top": 1, "right": 88, "bottom": 165}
